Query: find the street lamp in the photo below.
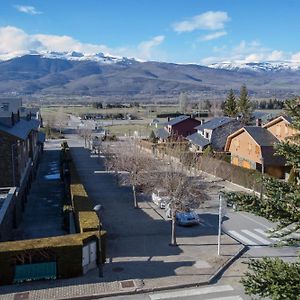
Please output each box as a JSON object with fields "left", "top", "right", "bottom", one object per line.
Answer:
{"left": 217, "top": 193, "right": 226, "bottom": 256}
{"left": 93, "top": 204, "right": 103, "bottom": 277}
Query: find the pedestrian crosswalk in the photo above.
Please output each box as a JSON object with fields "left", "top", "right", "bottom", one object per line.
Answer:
{"left": 228, "top": 228, "right": 277, "bottom": 246}
{"left": 149, "top": 284, "right": 244, "bottom": 300}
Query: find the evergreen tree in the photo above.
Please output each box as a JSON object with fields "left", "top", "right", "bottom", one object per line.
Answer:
{"left": 223, "top": 89, "right": 238, "bottom": 117}
{"left": 228, "top": 98, "right": 300, "bottom": 299}
{"left": 241, "top": 258, "right": 300, "bottom": 300}
{"left": 237, "top": 84, "right": 253, "bottom": 123}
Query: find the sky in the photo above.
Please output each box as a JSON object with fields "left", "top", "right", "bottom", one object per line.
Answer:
{"left": 0, "top": 0, "right": 300, "bottom": 64}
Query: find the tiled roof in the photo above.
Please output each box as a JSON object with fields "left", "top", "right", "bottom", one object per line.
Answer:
{"left": 0, "top": 119, "right": 40, "bottom": 140}
{"left": 156, "top": 127, "right": 170, "bottom": 139}
{"left": 187, "top": 132, "right": 210, "bottom": 148}
{"left": 195, "top": 117, "right": 234, "bottom": 131}
{"left": 244, "top": 126, "right": 278, "bottom": 146}
{"left": 166, "top": 115, "right": 190, "bottom": 126}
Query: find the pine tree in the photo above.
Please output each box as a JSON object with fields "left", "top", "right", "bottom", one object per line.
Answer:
{"left": 241, "top": 258, "right": 300, "bottom": 300}
{"left": 223, "top": 89, "right": 238, "bottom": 117}
{"left": 237, "top": 84, "right": 253, "bottom": 123}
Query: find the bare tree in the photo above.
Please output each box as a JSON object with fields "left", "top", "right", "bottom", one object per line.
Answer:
{"left": 106, "top": 140, "right": 158, "bottom": 208}
{"left": 179, "top": 92, "right": 189, "bottom": 114}
{"left": 78, "top": 126, "right": 93, "bottom": 148}
{"left": 55, "top": 107, "right": 67, "bottom": 134}
{"left": 157, "top": 144, "right": 208, "bottom": 245}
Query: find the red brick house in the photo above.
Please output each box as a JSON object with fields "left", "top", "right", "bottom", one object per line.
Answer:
{"left": 156, "top": 115, "right": 201, "bottom": 142}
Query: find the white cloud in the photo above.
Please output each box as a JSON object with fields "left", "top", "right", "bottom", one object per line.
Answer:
{"left": 201, "top": 40, "right": 299, "bottom": 65}
{"left": 137, "top": 35, "right": 165, "bottom": 60}
{"left": 267, "top": 50, "right": 284, "bottom": 61}
{"left": 0, "top": 25, "right": 165, "bottom": 61}
{"left": 200, "top": 31, "right": 227, "bottom": 41}
{"left": 14, "top": 5, "right": 42, "bottom": 15}
{"left": 173, "top": 11, "right": 230, "bottom": 33}
{"left": 33, "top": 34, "right": 110, "bottom": 54}
{"left": 291, "top": 52, "right": 300, "bottom": 62}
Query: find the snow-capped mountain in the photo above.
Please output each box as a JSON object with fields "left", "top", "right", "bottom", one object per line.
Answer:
{"left": 39, "top": 51, "right": 139, "bottom": 65}
{"left": 1, "top": 53, "right": 300, "bottom": 99}
{"left": 208, "top": 61, "right": 300, "bottom": 72}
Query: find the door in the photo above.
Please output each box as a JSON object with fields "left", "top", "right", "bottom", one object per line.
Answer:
{"left": 82, "top": 241, "right": 97, "bottom": 274}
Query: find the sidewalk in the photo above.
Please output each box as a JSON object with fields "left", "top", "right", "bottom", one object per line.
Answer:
{"left": 0, "top": 137, "right": 244, "bottom": 300}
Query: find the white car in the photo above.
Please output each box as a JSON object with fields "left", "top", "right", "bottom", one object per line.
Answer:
{"left": 152, "top": 188, "right": 170, "bottom": 209}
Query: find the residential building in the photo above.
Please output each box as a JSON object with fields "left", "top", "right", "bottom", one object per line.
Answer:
{"left": 0, "top": 98, "right": 22, "bottom": 114}
{"left": 156, "top": 115, "right": 201, "bottom": 142}
{"left": 187, "top": 117, "right": 243, "bottom": 152}
{"left": 263, "top": 115, "right": 296, "bottom": 141}
{"left": 225, "top": 126, "right": 286, "bottom": 178}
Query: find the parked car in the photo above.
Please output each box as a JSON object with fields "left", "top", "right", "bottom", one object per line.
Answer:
{"left": 176, "top": 211, "right": 200, "bottom": 226}
{"left": 165, "top": 203, "right": 200, "bottom": 226}
{"left": 152, "top": 188, "right": 170, "bottom": 209}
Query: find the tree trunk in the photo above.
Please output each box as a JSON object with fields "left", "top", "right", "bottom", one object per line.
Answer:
{"left": 132, "top": 185, "right": 138, "bottom": 208}
{"left": 170, "top": 209, "right": 177, "bottom": 246}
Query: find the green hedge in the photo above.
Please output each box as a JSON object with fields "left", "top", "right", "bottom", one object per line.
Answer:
{"left": 69, "top": 157, "right": 100, "bottom": 233}
{"left": 0, "top": 231, "right": 106, "bottom": 285}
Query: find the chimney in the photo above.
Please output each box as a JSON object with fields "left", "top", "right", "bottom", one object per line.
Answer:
{"left": 17, "top": 110, "right": 20, "bottom": 122}
{"left": 200, "top": 119, "right": 205, "bottom": 125}
{"left": 167, "top": 117, "right": 170, "bottom": 122}
{"left": 256, "top": 118, "right": 262, "bottom": 127}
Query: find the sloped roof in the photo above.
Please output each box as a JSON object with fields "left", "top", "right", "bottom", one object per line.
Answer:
{"left": 195, "top": 117, "right": 234, "bottom": 131}
{"left": 263, "top": 115, "right": 293, "bottom": 128}
{"left": 156, "top": 127, "right": 170, "bottom": 139}
{"left": 187, "top": 132, "right": 210, "bottom": 148}
{"left": 166, "top": 115, "right": 190, "bottom": 126}
{"left": 244, "top": 126, "right": 279, "bottom": 146}
{"left": 261, "top": 147, "right": 286, "bottom": 166}
{"left": 0, "top": 119, "right": 40, "bottom": 140}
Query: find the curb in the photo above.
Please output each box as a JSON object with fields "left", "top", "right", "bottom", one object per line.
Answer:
{"left": 54, "top": 243, "right": 247, "bottom": 300}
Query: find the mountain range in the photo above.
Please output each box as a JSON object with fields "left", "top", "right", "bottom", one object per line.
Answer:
{"left": 0, "top": 52, "right": 300, "bottom": 101}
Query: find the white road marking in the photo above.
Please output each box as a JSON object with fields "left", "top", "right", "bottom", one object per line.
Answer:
{"left": 209, "top": 297, "right": 243, "bottom": 300}
{"left": 242, "top": 230, "right": 271, "bottom": 245}
{"left": 254, "top": 228, "right": 279, "bottom": 241}
{"left": 90, "top": 154, "right": 105, "bottom": 158}
{"left": 149, "top": 285, "right": 234, "bottom": 300}
{"left": 94, "top": 170, "right": 129, "bottom": 174}
{"left": 239, "top": 212, "right": 270, "bottom": 229}
{"left": 228, "top": 230, "right": 258, "bottom": 245}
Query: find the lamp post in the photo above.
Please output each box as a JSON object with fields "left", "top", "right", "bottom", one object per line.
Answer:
{"left": 93, "top": 204, "right": 103, "bottom": 277}
{"left": 217, "top": 193, "right": 225, "bottom": 256}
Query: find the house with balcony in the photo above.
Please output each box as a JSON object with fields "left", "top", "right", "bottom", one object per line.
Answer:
{"left": 187, "top": 117, "right": 243, "bottom": 152}
{"left": 156, "top": 115, "right": 201, "bottom": 142}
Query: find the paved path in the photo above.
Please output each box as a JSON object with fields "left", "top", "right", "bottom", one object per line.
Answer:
{"left": 14, "top": 140, "right": 66, "bottom": 240}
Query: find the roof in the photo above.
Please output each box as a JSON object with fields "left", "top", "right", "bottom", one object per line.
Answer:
{"left": 166, "top": 115, "right": 190, "bottom": 126}
{"left": 260, "top": 147, "right": 286, "bottom": 166}
{"left": 195, "top": 117, "right": 234, "bottom": 131}
{"left": 244, "top": 126, "right": 279, "bottom": 146}
{"left": 187, "top": 132, "right": 210, "bottom": 148}
{"left": 156, "top": 127, "right": 170, "bottom": 139}
{"left": 0, "top": 119, "right": 40, "bottom": 140}
{"left": 263, "top": 115, "right": 293, "bottom": 128}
